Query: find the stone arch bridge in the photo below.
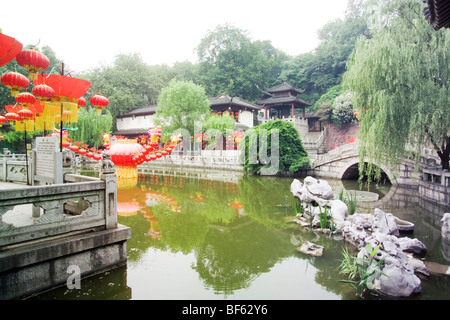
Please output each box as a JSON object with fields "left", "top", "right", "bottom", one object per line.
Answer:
{"left": 310, "top": 141, "right": 405, "bottom": 185}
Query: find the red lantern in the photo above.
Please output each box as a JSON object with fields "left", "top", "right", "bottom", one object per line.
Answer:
{"left": 78, "top": 97, "right": 86, "bottom": 108}
{"left": 109, "top": 140, "right": 144, "bottom": 166}
{"left": 78, "top": 149, "right": 87, "bottom": 156}
{"left": 90, "top": 94, "right": 109, "bottom": 114}
{"left": 0, "top": 116, "right": 6, "bottom": 127}
{"left": 16, "top": 48, "right": 50, "bottom": 79}
{"left": 62, "top": 141, "right": 71, "bottom": 148}
{"left": 1, "top": 71, "right": 29, "bottom": 97}
{"left": 86, "top": 152, "right": 94, "bottom": 158}
{"left": 93, "top": 154, "right": 102, "bottom": 161}
{"left": 18, "top": 108, "right": 34, "bottom": 120}
{"left": 5, "top": 112, "right": 19, "bottom": 123}
{"left": 15, "top": 92, "right": 36, "bottom": 107}
{"left": 0, "top": 32, "right": 23, "bottom": 67}
{"left": 69, "top": 145, "right": 79, "bottom": 153}
{"left": 32, "top": 84, "right": 55, "bottom": 101}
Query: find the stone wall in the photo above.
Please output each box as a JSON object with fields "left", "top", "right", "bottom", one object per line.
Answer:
{"left": 326, "top": 122, "right": 359, "bottom": 151}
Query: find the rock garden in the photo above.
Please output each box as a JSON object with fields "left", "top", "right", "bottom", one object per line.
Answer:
{"left": 290, "top": 176, "right": 449, "bottom": 298}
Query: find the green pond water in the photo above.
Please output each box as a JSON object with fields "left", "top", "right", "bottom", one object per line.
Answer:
{"left": 31, "top": 170, "right": 450, "bottom": 300}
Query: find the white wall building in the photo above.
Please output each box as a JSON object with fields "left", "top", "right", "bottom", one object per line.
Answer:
{"left": 113, "top": 95, "right": 261, "bottom": 138}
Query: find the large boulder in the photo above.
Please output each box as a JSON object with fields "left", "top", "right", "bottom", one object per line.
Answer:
{"left": 442, "top": 213, "right": 450, "bottom": 239}
{"left": 303, "top": 176, "right": 334, "bottom": 200}
{"left": 360, "top": 232, "right": 422, "bottom": 297}
{"left": 372, "top": 208, "right": 399, "bottom": 236}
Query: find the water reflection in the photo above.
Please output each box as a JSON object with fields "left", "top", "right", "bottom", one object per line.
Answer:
{"left": 31, "top": 169, "right": 450, "bottom": 300}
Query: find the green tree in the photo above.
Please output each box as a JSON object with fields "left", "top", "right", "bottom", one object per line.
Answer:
{"left": 202, "top": 111, "right": 236, "bottom": 136}
{"left": 155, "top": 79, "right": 210, "bottom": 136}
{"left": 240, "top": 120, "right": 309, "bottom": 175}
{"left": 81, "top": 53, "right": 169, "bottom": 121}
{"left": 69, "top": 107, "right": 113, "bottom": 148}
{"left": 343, "top": 0, "right": 450, "bottom": 180}
{"left": 278, "top": 0, "right": 370, "bottom": 104}
{"left": 196, "top": 24, "right": 273, "bottom": 101}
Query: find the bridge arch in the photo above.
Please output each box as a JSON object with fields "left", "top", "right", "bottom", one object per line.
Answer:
{"left": 338, "top": 160, "right": 395, "bottom": 185}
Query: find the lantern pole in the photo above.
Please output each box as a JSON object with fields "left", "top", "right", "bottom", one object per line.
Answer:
{"left": 60, "top": 62, "right": 64, "bottom": 152}
{"left": 24, "top": 125, "right": 29, "bottom": 185}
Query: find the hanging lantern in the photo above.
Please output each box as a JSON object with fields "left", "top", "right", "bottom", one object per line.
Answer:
{"left": 0, "top": 71, "right": 29, "bottom": 97}
{"left": 90, "top": 94, "right": 109, "bottom": 114}
{"left": 0, "top": 32, "right": 23, "bottom": 67}
{"left": 32, "top": 84, "right": 55, "bottom": 101}
{"left": 0, "top": 116, "right": 6, "bottom": 127}
{"left": 18, "top": 108, "right": 34, "bottom": 120}
{"left": 69, "top": 145, "right": 79, "bottom": 153}
{"left": 15, "top": 92, "right": 36, "bottom": 107}
{"left": 16, "top": 48, "right": 50, "bottom": 79}
{"left": 32, "top": 84, "right": 56, "bottom": 129}
{"left": 78, "top": 97, "right": 86, "bottom": 109}
{"left": 5, "top": 112, "right": 19, "bottom": 124}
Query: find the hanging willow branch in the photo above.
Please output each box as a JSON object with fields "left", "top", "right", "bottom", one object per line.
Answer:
{"left": 343, "top": 0, "right": 450, "bottom": 184}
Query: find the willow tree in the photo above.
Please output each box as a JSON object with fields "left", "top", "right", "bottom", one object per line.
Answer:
{"left": 343, "top": 0, "right": 450, "bottom": 183}
{"left": 70, "top": 107, "right": 113, "bottom": 148}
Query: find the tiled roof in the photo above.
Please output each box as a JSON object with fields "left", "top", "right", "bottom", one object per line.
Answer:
{"left": 266, "top": 81, "right": 304, "bottom": 94}
{"left": 424, "top": 0, "right": 450, "bottom": 30}
{"left": 209, "top": 94, "right": 261, "bottom": 110}
{"left": 257, "top": 95, "right": 312, "bottom": 107}
{"left": 117, "top": 105, "right": 157, "bottom": 118}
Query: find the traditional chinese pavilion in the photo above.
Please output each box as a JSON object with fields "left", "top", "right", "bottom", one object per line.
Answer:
{"left": 257, "top": 82, "right": 311, "bottom": 120}
{"left": 424, "top": 0, "right": 450, "bottom": 30}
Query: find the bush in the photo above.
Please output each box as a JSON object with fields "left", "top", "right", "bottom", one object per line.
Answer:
{"left": 240, "top": 119, "right": 310, "bottom": 175}
{"left": 332, "top": 92, "right": 356, "bottom": 126}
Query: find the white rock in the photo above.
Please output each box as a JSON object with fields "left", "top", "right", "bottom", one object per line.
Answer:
{"left": 441, "top": 213, "right": 450, "bottom": 239}
{"left": 297, "top": 241, "right": 324, "bottom": 257}
{"left": 372, "top": 208, "right": 399, "bottom": 236}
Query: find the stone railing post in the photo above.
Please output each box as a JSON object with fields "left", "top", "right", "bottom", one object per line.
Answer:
{"left": 100, "top": 150, "right": 117, "bottom": 230}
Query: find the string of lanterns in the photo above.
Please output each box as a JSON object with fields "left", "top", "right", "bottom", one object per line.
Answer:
{"left": 0, "top": 30, "right": 109, "bottom": 155}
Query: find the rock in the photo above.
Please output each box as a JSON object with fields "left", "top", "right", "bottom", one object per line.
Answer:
{"left": 359, "top": 232, "right": 422, "bottom": 297}
{"left": 329, "top": 199, "right": 348, "bottom": 223}
{"left": 441, "top": 213, "right": 450, "bottom": 261}
{"left": 405, "top": 253, "right": 430, "bottom": 278}
{"left": 379, "top": 256, "right": 422, "bottom": 297}
{"left": 442, "top": 213, "right": 450, "bottom": 239}
{"left": 303, "top": 176, "right": 334, "bottom": 200}
{"left": 346, "top": 213, "right": 374, "bottom": 230}
{"left": 290, "top": 179, "right": 304, "bottom": 199}
{"left": 341, "top": 220, "right": 368, "bottom": 248}
{"left": 397, "top": 237, "right": 427, "bottom": 255}
{"left": 297, "top": 241, "right": 324, "bottom": 257}
{"left": 372, "top": 208, "right": 399, "bottom": 236}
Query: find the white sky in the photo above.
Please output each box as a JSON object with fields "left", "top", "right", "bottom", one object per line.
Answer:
{"left": 1, "top": 0, "right": 349, "bottom": 74}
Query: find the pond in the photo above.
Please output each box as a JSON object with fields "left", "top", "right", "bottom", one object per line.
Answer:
{"left": 31, "top": 169, "right": 450, "bottom": 300}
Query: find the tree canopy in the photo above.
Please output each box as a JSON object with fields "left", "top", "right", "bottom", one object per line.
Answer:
{"left": 343, "top": 0, "right": 450, "bottom": 180}
{"left": 196, "top": 23, "right": 276, "bottom": 102}
{"left": 240, "top": 120, "right": 310, "bottom": 175}
{"left": 154, "top": 79, "right": 211, "bottom": 136}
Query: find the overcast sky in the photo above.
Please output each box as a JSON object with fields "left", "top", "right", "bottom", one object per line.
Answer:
{"left": 1, "top": 0, "right": 349, "bottom": 74}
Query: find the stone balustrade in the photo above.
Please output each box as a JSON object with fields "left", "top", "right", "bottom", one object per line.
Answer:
{"left": 0, "top": 172, "right": 117, "bottom": 248}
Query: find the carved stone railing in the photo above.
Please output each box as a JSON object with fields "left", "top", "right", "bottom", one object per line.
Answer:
{"left": 0, "top": 154, "right": 32, "bottom": 184}
{"left": 0, "top": 171, "right": 117, "bottom": 248}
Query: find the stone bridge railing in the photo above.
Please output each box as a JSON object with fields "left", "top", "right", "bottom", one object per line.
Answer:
{"left": 0, "top": 154, "right": 32, "bottom": 185}
{"left": 0, "top": 171, "right": 117, "bottom": 248}
{"left": 143, "top": 150, "right": 243, "bottom": 172}
{"left": 312, "top": 141, "right": 359, "bottom": 168}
